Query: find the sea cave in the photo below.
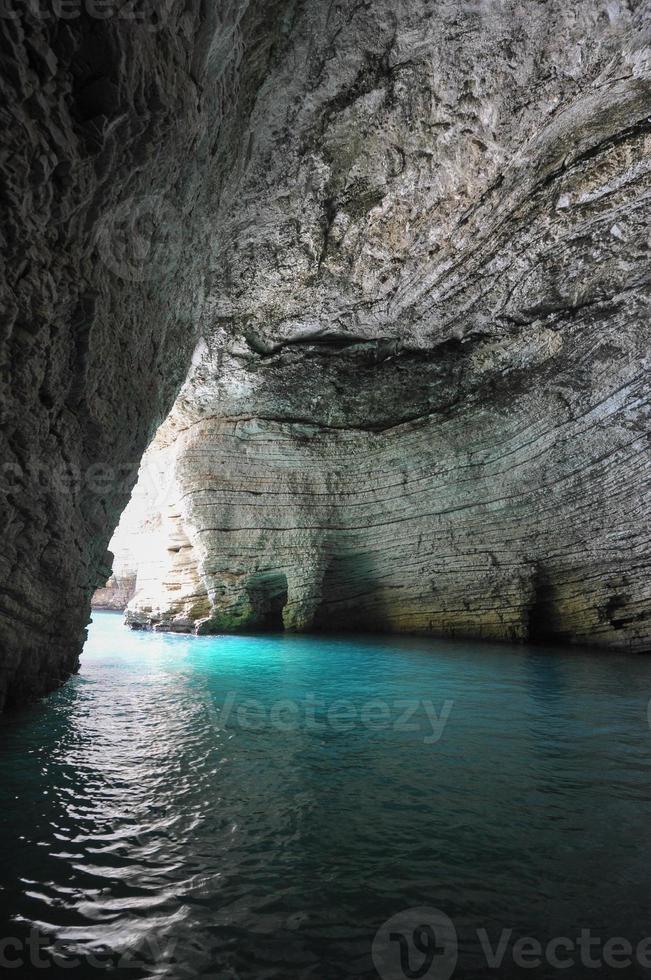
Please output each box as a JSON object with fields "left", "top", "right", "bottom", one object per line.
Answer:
{"left": 0, "top": 1, "right": 650, "bottom": 977}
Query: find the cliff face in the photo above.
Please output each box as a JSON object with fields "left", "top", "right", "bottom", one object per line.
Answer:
{"left": 2, "top": 1, "right": 650, "bottom": 710}
{"left": 0, "top": 0, "right": 294, "bottom": 708}
{"left": 111, "top": 1, "right": 651, "bottom": 651}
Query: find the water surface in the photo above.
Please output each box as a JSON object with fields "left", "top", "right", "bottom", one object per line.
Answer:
{"left": 1, "top": 612, "right": 650, "bottom": 978}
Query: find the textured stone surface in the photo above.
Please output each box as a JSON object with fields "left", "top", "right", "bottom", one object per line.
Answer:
{"left": 3, "top": 0, "right": 651, "bottom": 710}
{"left": 0, "top": 0, "right": 293, "bottom": 707}
{"left": 91, "top": 569, "right": 136, "bottom": 612}
{"left": 118, "top": 0, "right": 651, "bottom": 651}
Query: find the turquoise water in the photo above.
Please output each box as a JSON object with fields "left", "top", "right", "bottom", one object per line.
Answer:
{"left": 1, "top": 611, "right": 650, "bottom": 979}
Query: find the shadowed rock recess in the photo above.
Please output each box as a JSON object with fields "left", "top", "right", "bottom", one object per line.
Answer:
{"left": 1, "top": 1, "right": 650, "bottom": 706}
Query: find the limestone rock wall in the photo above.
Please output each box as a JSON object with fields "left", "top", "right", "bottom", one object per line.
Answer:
{"left": 121, "top": 0, "right": 651, "bottom": 652}
{"left": 91, "top": 443, "right": 171, "bottom": 612}
{"left": 0, "top": 0, "right": 295, "bottom": 708}
{"left": 2, "top": 0, "right": 651, "bottom": 709}
{"left": 91, "top": 570, "right": 136, "bottom": 612}
{"left": 119, "top": 437, "right": 209, "bottom": 631}
{"left": 126, "top": 327, "right": 650, "bottom": 650}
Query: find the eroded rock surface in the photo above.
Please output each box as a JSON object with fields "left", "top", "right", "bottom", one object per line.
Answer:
{"left": 112, "top": 0, "right": 651, "bottom": 651}
{"left": 0, "top": 0, "right": 294, "bottom": 707}
{"left": 2, "top": 1, "right": 650, "bottom": 710}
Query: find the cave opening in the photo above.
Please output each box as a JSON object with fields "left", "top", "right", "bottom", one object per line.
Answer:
{"left": 527, "top": 562, "right": 555, "bottom": 644}
{"left": 245, "top": 572, "right": 289, "bottom": 632}
{"left": 2, "top": 2, "right": 651, "bottom": 977}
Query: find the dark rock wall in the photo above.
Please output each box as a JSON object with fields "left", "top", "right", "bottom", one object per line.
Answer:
{"left": 0, "top": 0, "right": 294, "bottom": 707}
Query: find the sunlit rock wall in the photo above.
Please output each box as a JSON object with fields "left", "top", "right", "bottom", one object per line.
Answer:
{"left": 122, "top": 0, "right": 651, "bottom": 651}
{"left": 124, "top": 326, "right": 650, "bottom": 650}
{"left": 3, "top": 0, "right": 650, "bottom": 712}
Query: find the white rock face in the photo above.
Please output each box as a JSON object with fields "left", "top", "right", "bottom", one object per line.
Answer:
{"left": 114, "top": 0, "right": 651, "bottom": 651}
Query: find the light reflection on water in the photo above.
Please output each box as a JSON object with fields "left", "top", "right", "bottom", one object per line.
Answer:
{"left": 0, "top": 611, "right": 650, "bottom": 978}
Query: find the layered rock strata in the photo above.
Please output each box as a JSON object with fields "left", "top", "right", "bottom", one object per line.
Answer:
{"left": 118, "top": 316, "right": 651, "bottom": 650}
{"left": 117, "top": 0, "right": 651, "bottom": 651}
{"left": 2, "top": 0, "right": 650, "bottom": 711}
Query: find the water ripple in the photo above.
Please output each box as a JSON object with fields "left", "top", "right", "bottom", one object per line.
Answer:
{"left": 0, "top": 613, "right": 650, "bottom": 978}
